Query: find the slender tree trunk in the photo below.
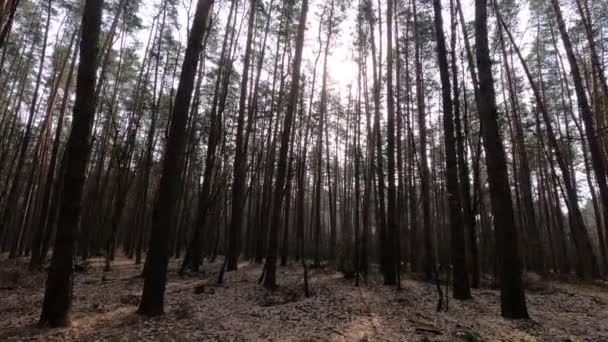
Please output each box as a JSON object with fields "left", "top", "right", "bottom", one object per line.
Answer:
{"left": 395, "top": 0, "right": 407, "bottom": 276}
{"left": 227, "top": 0, "right": 257, "bottom": 272}
{"left": 384, "top": 0, "right": 398, "bottom": 286}
{"left": 354, "top": 51, "right": 363, "bottom": 283}
{"left": 182, "top": 0, "right": 237, "bottom": 273}
{"left": 497, "top": 7, "right": 599, "bottom": 280}
{"left": 551, "top": 0, "right": 608, "bottom": 278}
{"left": 29, "top": 24, "right": 80, "bottom": 270}
{"left": 434, "top": 0, "right": 471, "bottom": 300}
{"left": 0, "top": 2, "right": 50, "bottom": 243}
{"left": 281, "top": 89, "right": 302, "bottom": 266}
{"left": 263, "top": 0, "right": 308, "bottom": 289}
{"left": 412, "top": 0, "right": 433, "bottom": 279}
{"left": 497, "top": 24, "right": 544, "bottom": 274}
{"left": 365, "top": 0, "right": 388, "bottom": 280}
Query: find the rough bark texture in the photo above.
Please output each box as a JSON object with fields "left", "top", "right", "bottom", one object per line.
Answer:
{"left": 138, "top": 0, "right": 214, "bottom": 317}
{"left": 475, "top": 0, "right": 528, "bottom": 319}
{"left": 38, "top": 0, "right": 103, "bottom": 327}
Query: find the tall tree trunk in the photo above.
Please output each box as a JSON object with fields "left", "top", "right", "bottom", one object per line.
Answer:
{"left": 38, "top": 0, "right": 103, "bottom": 327}
{"left": 138, "top": 0, "right": 214, "bottom": 317}
{"left": 412, "top": 0, "right": 433, "bottom": 279}
{"left": 497, "top": 24, "right": 544, "bottom": 274}
{"left": 227, "top": 0, "right": 257, "bottom": 272}
{"left": 365, "top": 0, "right": 388, "bottom": 280}
{"left": 497, "top": 7, "right": 599, "bottom": 280}
{"left": 475, "top": 0, "right": 528, "bottom": 319}
{"left": 384, "top": 0, "right": 398, "bottom": 286}
{"left": 434, "top": 0, "right": 471, "bottom": 300}
{"left": 281, "top": 87, "right": 303, "bottom": 266}
{"left": 354, "top": 50, "right": 363, "bottom": 282}
{"left": 182, "top": 5, "right": 234, "bottom": 275}
{"left": 263, "top": 0, "right": 309, "bottom": 289}
{"left": 551, "top": 0, "right": 608, "bottom": 278}
{"left": 451, "top": 0, "right": 478, "bottom": 286}
{"left": 0, "top": 1, "right": 51, "bottom": 243}
{"left": 313, "top": 0, "right": 337, "bottom": 266}
{"left": 395, "top": 0, "right": 407, "bottom": 276}
{"left": 456, "top": 0, "right": 481, "bottom": 288}
{"left": 29, "top": 23, "right": 80, "bottom": 270}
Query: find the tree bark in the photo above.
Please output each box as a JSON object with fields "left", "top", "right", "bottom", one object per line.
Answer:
{"left": 475, "top": 0, "right": 528, "bottom": 319}
{"left": 384, "top": 0, "right": 398, "bottom": 286}
{"left": 551, "top": 0, "right": 608, "bottom": 278}
{"left": 38, "top": 0, "right": 103, "bottom": 327}
{"left": 433, "top": 0, "right": 471, "bottom": 300}
{"left": 497, "top": 6, "right": 599, "bottom": 280}
{"left": 263, "top": 0, "right": 309, "bottom": 289}
{"left": 227, "top": 0, "right": 257, "bottom": 272}
{"left": 138, "top": 0, "right": 214, "bottom": 317}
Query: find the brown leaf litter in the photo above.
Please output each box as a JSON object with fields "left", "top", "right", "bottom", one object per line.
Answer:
{"left": 0, "top": 256, "right": 607, "bottom": 341}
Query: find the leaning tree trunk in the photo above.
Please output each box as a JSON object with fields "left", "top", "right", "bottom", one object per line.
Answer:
{"left": 497, "top": 24, "right": 544, "bottom": 274}
{"left": 551, "top": 0, "right": 608, "bottom": 278}
{"left": 181, "top": 0, "right": 237, "bottom": 273}
{"left": 263, "top": 0, "right": 309, "bottom": 289}
{"left": 0, "top": 0, "right": 51, "bottom": 246}
{"left": 29, "top": 23, "right": 80, "bottom": 270}
{"left": 496, "top": 6, "right": 599, "bottom": 280}
{"left": 38, "top": 0, "right": 103, "bottom": 327}
{"left": 137, "top": 0, "right": 214, "bottom": 317}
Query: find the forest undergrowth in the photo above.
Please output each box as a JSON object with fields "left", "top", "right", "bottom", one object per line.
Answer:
{"left": 1, "top": 255, "right": 607, "bottom": 341}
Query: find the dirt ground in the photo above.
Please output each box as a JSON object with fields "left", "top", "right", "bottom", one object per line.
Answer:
{"left": 1, "top": 256, "right": 607, "bottom": 341}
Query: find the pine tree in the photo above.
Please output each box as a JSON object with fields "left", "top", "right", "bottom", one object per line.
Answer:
{"left": 433, "top": 0, "right": 471, "bottom": 300}
{"left": 137, "top": 0, "right": 214, "bottom": 317}
{"left": 475, "top": 0, "right": 528, "bottom": 319}
{"left": 39, "top": 0, "right": 103, "bottom": 327}
{"left": 263, "top": 0, "right": 309, "bottom": 289}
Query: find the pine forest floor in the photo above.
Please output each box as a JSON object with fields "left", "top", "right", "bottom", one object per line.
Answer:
{"left": 1, "top": 255, "right": 607, "bottom": 341}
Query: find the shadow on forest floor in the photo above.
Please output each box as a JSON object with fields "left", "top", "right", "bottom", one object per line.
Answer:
{"left": 1, "top": 254, "right": 608, "bottom": 341}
